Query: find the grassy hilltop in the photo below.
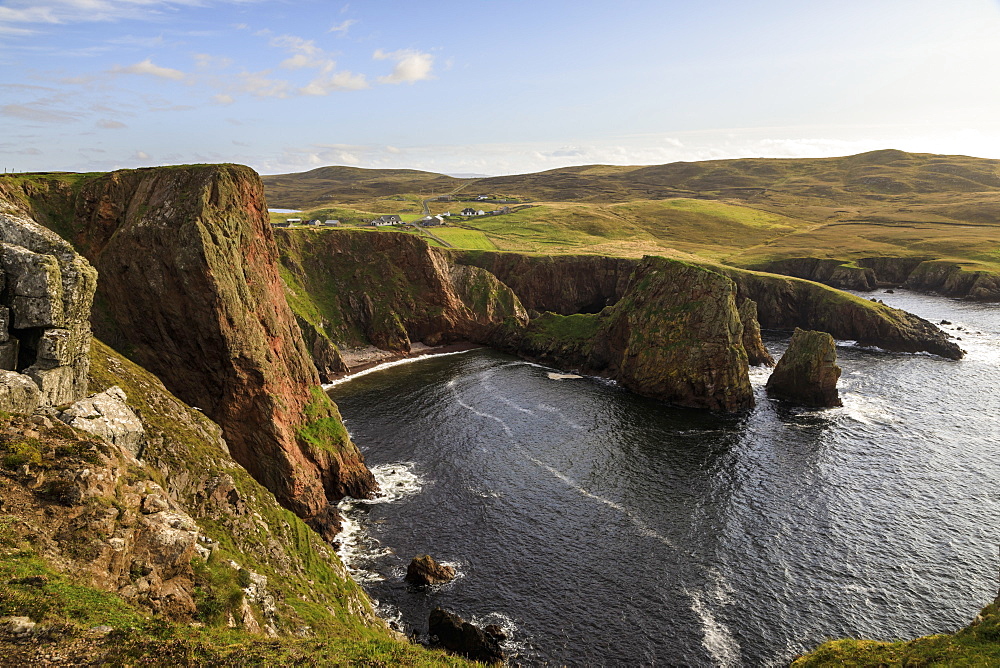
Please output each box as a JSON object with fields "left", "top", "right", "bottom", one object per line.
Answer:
{"left": 262, "top": 150, "right": 1000, "bottom": 279}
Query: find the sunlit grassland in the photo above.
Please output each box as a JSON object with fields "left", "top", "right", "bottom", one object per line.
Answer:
{"left": 431, "top": 227, "right": 497, "bottom": 250}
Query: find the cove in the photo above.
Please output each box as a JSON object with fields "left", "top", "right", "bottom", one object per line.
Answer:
{"left": 330, "top": 290, "right": 1000, "bottom": 666}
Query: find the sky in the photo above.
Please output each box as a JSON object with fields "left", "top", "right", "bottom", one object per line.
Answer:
{"left": 3, "top": 0, "right": 1000, "bottom": 176}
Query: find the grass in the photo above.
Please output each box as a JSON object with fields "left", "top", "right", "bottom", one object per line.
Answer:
{"left": 793, "top": 597, "right": 1000, "bottom": 667}
{"left": 262, "top": 150, "right": 1000, "bottom": 279}
{"left": 431, "top": 227, "right": 497, "bottom": 250}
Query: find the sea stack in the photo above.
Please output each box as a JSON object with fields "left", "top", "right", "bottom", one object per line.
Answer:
{"left": 766, "top": 328, "right": 843, "bottom": 407}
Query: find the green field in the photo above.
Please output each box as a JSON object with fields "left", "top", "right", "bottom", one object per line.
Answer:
{"left": 262, "top": 151, "right": 1000, "bottom": 276}
{"left": 431, "top": 226, "right": 497, "bottom": 250}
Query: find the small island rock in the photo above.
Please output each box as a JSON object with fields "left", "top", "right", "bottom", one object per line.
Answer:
{"left": 429, "top": 608, "right": 504, "bottom": 664}
{"left": 405, "top": 554, "right": 456, "bottom": 586}
{"left": 766, "top": 328, "right": 843, "bottom": 407}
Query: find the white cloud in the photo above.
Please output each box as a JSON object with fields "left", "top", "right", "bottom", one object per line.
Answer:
{"left": 111, "top": 58, "right": 185, "bottom": 81}
{"left": 0, "top": 0, "right": 219, "bottom": 34}
{"left": 374, "top": 49, "right": 434, "bottom": 84}
{"left": 134, "top": 150, "right": 150, "bottom": 160}
{"left": 270, "top": 34, "right": 321, "bottom": 56}
{"left": 0, "top": 103, "right": 78, "bottom": 123}
{"left": 237, "top": 70, "right": 291, "bottom": 98}
{"left": 300, "top": 70, "right": 368, "bottom": 95}
{"left": 213, "top": 93, "right": 234, "bottom": 104}
{"left": 97, "top": 118, "right": 126, "bottom": 129}
{"left": 328, "top": 19, "right": 356, "bottom": 34}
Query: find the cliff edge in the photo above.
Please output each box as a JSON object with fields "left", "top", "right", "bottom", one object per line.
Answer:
{"left": 1, "top": 167, "right": 375, "bottom": 540}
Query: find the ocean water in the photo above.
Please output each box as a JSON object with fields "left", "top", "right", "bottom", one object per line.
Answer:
{"left": 329, "top": 290, "right": 1000, "bottom": 666}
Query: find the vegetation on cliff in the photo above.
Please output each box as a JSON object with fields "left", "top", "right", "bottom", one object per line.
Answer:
{"left": 0, "top": 339, "right": 469, "bottom": 665}
{"left": 792, "top": 596, "right": 1000, "bottom": 667}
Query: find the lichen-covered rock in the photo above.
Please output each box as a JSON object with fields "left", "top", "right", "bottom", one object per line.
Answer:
{"left": 405, "top": 554, "right": 456, "bottom": 586}
{"left": 766, "top": 328, "right": 843, "bottom": 407}
{"left": 0, "top": 211, "right": 96, "bottom": 406}
{"left": 428, "top": 607, "right": 504, "bottom": 664}
{"left": 0, "top": 369, "right": 40, "bottom": 414}
{"left": 57, "top": 385, "right": 145, "bottom": 454}
{"left": 739, "top": 298, "right": 774, "bottom": 367}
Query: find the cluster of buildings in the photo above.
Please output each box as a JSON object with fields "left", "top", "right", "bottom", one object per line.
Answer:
{"left": 270, "top": 201, "right": 514, "bottom": 230}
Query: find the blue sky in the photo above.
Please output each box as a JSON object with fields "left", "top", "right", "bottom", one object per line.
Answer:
{"left": 3, "top": 0, "right": 1000, "bottom": 176}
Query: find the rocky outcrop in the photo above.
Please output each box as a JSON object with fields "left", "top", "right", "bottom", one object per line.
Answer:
{"left": 0, "top": 209, "right": 96, "bottom": 407}
{"left": 0, "top": 411, "right": 200, "bottom": 618}
{"left": 12, "top": 165, "right": 375, "bottom": 540}
{"left": 903, "top": 260, "right": 1000, "bottom": 300}
{"left": 766, "top": 329, "right": 842, "bottom": 407}
{"left": 739, "top": 298, "right": 774, "bottom": 366}
{"left": 276, "top": 229, "right": 528, "bottom": 359}
{"left": 508, "top": 257, "right": 755, "bottom": 411}
{"left": 717, "top": 267, "right": 964, "bottom": 360}
{"left": 428, "top": 607, "right": 505, "bottom": 664}
{"left": 748, "top": 257, "right": 877, "bottom": 291}
{"left": 749, "top": 255, "right": 1000, "bottom": 301}
{"left": 57, "top": 385, "right": 145, "bottom": 455}
{"left": 405, "top": 554, "right": 456, "bottom": 586}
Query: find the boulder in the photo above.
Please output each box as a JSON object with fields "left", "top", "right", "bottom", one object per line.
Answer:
{"left": 57, "top": 386, "right": 145, "bottom": 455}
{"left": 428, "top": 608, "right": 504, "bottom": 664}
{"left": 405, "top": 554, "right": 456, "bottom": 586}
{"left": 766, "top": 328, "right": 843, "bottom": 407}
{"left": 0, "top": 369, "right": 40, "bottom": 414}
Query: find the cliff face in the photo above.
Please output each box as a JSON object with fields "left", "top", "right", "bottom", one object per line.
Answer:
{"left": 494, "top": 258, "right": 755, "bottom": 411}
{"left": 8, "top": 166, "right": 375, "bottom": 540}
{"left": 276, "top": 229, "right": 528, "bottom": 369}
{"left": 903, "top": 260, "right": 1000, "bottom": 300}
{"left": 0, "top": 206, "right": 97, "bottom": 408}
{"left": 450, "top": 251, "right": 636, "bottom": 314}
{"left": 717, "top": 267, "right": 964, "bottom": 359}
{"left": 750, "top": 256, "right": 1000, "bottom": 301}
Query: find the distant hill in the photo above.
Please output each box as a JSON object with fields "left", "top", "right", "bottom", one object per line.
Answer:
{"left": 262, "top": 151, "right": 1000, "bottom": 292}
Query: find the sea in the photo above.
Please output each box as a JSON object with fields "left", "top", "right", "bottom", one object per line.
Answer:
{"left": 327, "top": 289, "right": 1000, "bottom": 666}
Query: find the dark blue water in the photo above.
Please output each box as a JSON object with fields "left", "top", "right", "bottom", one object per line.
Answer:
{"left": 329, "top": 290, "right": 1000, "bottom": 666}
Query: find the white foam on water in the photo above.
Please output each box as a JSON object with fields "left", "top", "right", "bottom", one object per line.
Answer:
{"left": 469, "top": 611, "right": 525, "bottom": 655}
{"left": 685, "top": 588, "right": 741, "bottom": 668}
{"left": 360, "top": 462, "right": 425, "bottom": 504}
{"left": 537, "top": 403, "right": 585, "bottom": 431}
{"left": 323, "top": 349, "right": 476, "bottom": 388}
{"left": 336, "top": 462, "right": 426, "bottom": 583}
{"left": 452, "top": 386, "right": 515, "bottom": 437}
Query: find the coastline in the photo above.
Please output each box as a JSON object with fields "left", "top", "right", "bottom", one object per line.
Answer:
{"left": 324, "top": 341, "right": 484, "bottom": 387}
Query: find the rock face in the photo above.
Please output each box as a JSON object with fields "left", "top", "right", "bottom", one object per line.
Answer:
{"left": 739, "top": 298, "right": 775, "bottom": 366}
{"left": 719, "top": 267, "right": 964, "bottom": 360}
{"left": 904, "top": 260, "right": 1000, "bottom": 301}
{"left": 29, "top": 165, "right": 374, "bottom": 539}
{"left": 451, "top": 251, "right": 636, "bottom": 314}
{"left": 753, "top": 255, "right": 1000, "bottom": 301}
{"left": 276, "top": 229, "right": 528, "bottom": 366}
{"left": 405, "top": 554, "right": 456, "bottom": 586}
{"left": 766, "top": 328, "right": 843, "bottom": 407}
{"left": 0, "top": 210, "right": 96, "bottom": 407}
{"left": 428, "top": 607, "right": 504, "bottom": 664}
{"left": 510, "top": 257, "right": 755, "bottom": 411}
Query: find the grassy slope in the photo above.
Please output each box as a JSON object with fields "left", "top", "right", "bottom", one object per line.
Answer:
{"left": 793, "top": 598, "right": 1000, "bottom": 667}
{"left": 0, "top": 339, "right": 470, "bottom": 666}
{"left": 261, "top": 151, "right": 1000, "bottom": 274}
